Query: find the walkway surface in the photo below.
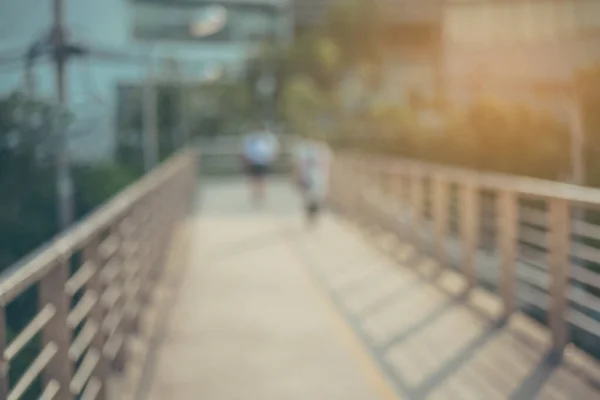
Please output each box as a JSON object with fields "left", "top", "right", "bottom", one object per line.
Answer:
{"left": 135, "top": 180, "right": 600, "bottom": 400}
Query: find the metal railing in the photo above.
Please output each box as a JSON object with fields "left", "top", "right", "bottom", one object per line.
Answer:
{"left": 0, "top": 151, "right": 197, "bottom": 400}
{"left": 331, "top": 151, "right": 600, "bottom": 355}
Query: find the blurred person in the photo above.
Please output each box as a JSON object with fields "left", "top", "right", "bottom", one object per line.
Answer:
{"left": 293, "top": 139, "right": 332, "bottom": 228}
{"left": 241, "top": 123, "right": 280, "bottom": 206}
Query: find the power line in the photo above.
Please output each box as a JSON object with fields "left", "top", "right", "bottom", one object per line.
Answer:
{"left": 0, "top": 26, "right": 54, "bottom": 60}
{"left": 86, "top": 45, "right": 209, "bottom": 69}
{"left": 76, "top": 57, "right": 103, "bottom": 104}
{"left": 0, "top": 51, "right": 26, "bottom": 65}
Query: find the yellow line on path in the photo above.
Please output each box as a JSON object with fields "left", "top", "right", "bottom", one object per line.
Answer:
{"left": 290, "top": 235, "right": 402, "bottom": 400}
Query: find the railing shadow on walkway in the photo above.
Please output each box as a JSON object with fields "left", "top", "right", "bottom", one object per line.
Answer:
{"left": 314, "top": 162, "right": 598, "bottom": 400}
{"left": 0, "top": 151, "right": 197, "bottom": 400}
{"left": 303, "top": 226, "right": 574, "bottom": 400}
{"left": 199, "top": 228, "right": 294, "bottom": 264}
{"left": 115, "top": 172, "right": 600, "bottom": 400}
{"left": 130, "top": 145, "right": 600, "bottom": 400}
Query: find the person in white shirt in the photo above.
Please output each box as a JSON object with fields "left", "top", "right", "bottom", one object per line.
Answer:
{"left": 292, "top": 140, "right": 332, "bottom": 227}
{"left": 242, "top": 124, "right": 280, "bottom": 206}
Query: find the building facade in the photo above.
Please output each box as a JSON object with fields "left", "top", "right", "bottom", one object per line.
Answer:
{"left": 0, "top": 0, "right": 292, "bottom": 161}
{"left": 291, "top": 0, "right": 444, "bottom": 110}
{"left": 443, "top": 0, "right": 600, "bottom": 104}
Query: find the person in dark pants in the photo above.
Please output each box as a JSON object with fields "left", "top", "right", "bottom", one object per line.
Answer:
{"left": 242, "top": 125, "right": 279, "bottom": 207}
{"left": 293, "top": 140, "right": 331, "bottom": 228}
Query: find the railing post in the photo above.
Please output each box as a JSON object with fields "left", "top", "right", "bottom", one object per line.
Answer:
{"left": 386, "top": 162, "right": 400, "bottom": 216}
{"left": 119, "top": 214, "right": 138, "bottom": 338}
{"left": 146, "top": 189, "right": 161, "bottom": 286}
{"left": 433, "top": 175, "right": 448, "bottom": 271}
{"left": 548, "top": 198, "right": 571, "bottom": 350}
{"left": 498, "top": 190, "right": 518, "bottom": 317}
{"left": 379, "top": 161, "right": 387, "bottom": 206}
{"left": 125, "top": 210, "right": 143, "bottom": 335}
{"left": 108, "top": 222, "right": 127, "bottom": 373}
{"left": 155, "top": 187, "right": 170, "bottom": 276}
{"left": 357, "top": 156, "right": 369, "bottom": 219}
{"left": 398, "top": 167, "right": 409, "bottom": 232}
{"left": 39, "top": 256, "right": 73, "bottom": 400}
{"left": 410, "top": 168, "right": 424, "bottom": 249}
{"left": 349, "top": 156, "right": 360, "bottom": 216}
{"left": 136, "top": 203, "right": 153, "bottom": 313}
{"left": 391, "top": 165, "right": 402, "bottom": 215}
{"left": 461, "top": 183, "right": 479, "bottom": 290}
{"left": 0, "top": 307, "right": 8, "bottom": 398}
{"left": 85, "top": 237, "right": 108, "bottom": 400}
{"left": 328, "top": 158, "right": 338, "bottom": 207}
{"left": 340, "top": 157, "right": 350, "bottom": 212}
{"left": 331, "top": 157, "right": 342, "bottom": 210}
{"left": 379, "top": 159, "right": 388, "bottom": 202}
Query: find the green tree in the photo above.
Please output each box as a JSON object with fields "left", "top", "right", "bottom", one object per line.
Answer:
{"left": 579, "top": 66, "right": 600, "bottom": 187}
{"left": 0, "top": 92, "right": 140, "bottom": 398}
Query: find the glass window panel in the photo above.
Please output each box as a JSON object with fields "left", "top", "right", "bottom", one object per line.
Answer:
{"left": 133, "top": 3, "right": 280, "bottom": 43}
{"left": 556, "top": 0, "right": 576, "bottom": 36}
{"left": 469, "top": 4, "right": 489, "bottom": 46}
{"left": 580, "top": 0, "right": 600, "bottom": 30}
{"left": 494, "top": 4, "right": 517, "bottom": 45}
{"left": 446, "top": 6, "right": 473, "bottom": 45}
{"left": 532, "top": 1, "right": 555, "bottom": 41}
{"left": 444, "top": 8, "right": 463, "bottom": 44}
{"left": 521, "top": 1, "right": 537, "bottom": 43}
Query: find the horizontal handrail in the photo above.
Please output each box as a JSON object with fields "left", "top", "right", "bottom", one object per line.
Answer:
{"left": 331, "top": 150, "right": 600, "bottom": 362}
{"left": 0, "top": 149, "right": 198, "bottom": 399}
{"left": 346, "top": 150, "right": 600, "bottom": 205}
{"left": 0, "top": 150, "right": 194, "bottom": 306}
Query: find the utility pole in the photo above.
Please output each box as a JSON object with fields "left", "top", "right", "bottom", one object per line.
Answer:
{"left": 52, "top": 0, "right": 74, "bottom": 230}
{"left": 24, "top": 55, "right": 36, "bottom": 97}
{"left": 180, "top": 76, "right": 191, "bottom": 149}
{"left": 167, "top": 58, "right": 189, "bottom": 149}
{"left": 143, "top": 65, "right": 159, "bottom": 172}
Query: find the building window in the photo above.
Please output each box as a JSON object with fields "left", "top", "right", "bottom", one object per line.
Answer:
{"left": 133, "top": 3, "right": 281, "bottom": 43}
{"left": 579, "top": 0, "right": 600, "bottom": 32}
{"left": 445, "top": 8, "right": 464, "bottom": 45}
{"left": 491, "top": 3, "right": 515, "bottom": 46}
{"left": 521, "top": 1, "right": 537, "bottom": 44}
{"left": 446, "top": 0, "right": 600, "bottom": 48}
{"left": 557, "top": 0, "right": 576, "bottom": 36}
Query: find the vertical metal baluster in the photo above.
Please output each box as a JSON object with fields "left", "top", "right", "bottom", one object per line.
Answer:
{"left": 498, "top": 190, "right": 518, "bottom": 317}
{"left": 0, "top": 307, "right": 8, "bottom": 398}
{"left": 39, "top": 255, "right": 73, "bottom": 400}
{"left": 85, "top": 236, "right": 108, "bottom": 400}
{"left": 110, "top": 221, "right": 127, "bottom": 373}
{"left": 120, "top": 212, "right": 138, "bottom": 340}
{"left": 138, "top": 202, "right": 152, "bottom": 312}
{"left": 461, "top": 183, "right": 480, "bottom": 291}
{"left": 433, "top": 175, "right": 449, "bottom": 274}
{"left": 548, "top": 198, "right": 571, "bottom": 350}
{"left": 411, "top": 168, "right": 424, "bottom": 251}
{"left": 127, "top": 209, "right": 143, "bottom": 335}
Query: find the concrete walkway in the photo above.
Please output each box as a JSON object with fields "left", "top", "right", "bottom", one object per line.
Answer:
{"left": 136, "top": 180, "right": 600, "bottom": 400}
{"left": 140, "top": 179, "right": 395, "bottom": 400}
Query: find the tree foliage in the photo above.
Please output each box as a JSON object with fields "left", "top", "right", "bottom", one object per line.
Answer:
{"left": 0, "top": 93, "right": 58, "bottom": 268}
{"left": 0, "top": 92, "right": 139, "bottom": 398}
{"left": 579, "top": 66, "right": 600, "bottom": 187}
{"left": 267, "top": 0, "right": 584, "bottom": 182}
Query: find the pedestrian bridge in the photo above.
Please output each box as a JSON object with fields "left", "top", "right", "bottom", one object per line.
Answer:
{"left": 2, "top": 149, "right": 600, "bottom": 400}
